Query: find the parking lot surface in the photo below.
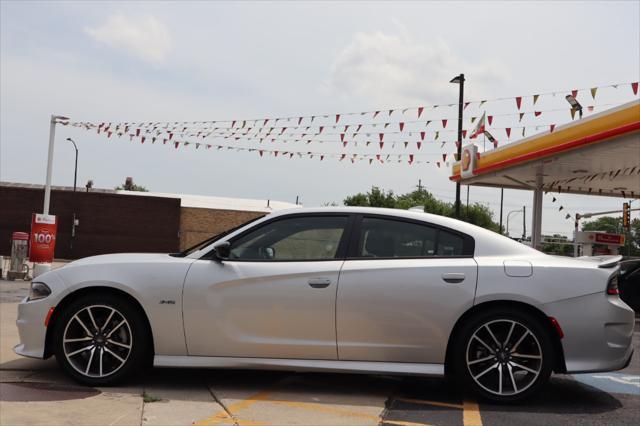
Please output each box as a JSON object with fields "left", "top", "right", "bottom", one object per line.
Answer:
{"left": 1, "top": 278, "right": 638, "bottom": 426}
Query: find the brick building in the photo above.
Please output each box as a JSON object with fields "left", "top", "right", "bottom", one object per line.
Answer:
{"left": 0, "top": 182, "right": 299, "bottom": 259}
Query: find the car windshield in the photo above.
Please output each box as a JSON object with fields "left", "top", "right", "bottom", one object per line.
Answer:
{"left": 171, "top": 215, "right": 265, "bottom": 257}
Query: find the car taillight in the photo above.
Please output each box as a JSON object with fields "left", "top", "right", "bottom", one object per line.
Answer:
{"left": 606, "top": 274, "right": 619, "bottom": 295}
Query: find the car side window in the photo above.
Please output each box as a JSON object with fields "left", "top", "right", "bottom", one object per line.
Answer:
{"left": 356, "top": 217, "right": 467, "bottom": 258}
{"left": 229, "top": 216, "right": 348, "bottom": 261}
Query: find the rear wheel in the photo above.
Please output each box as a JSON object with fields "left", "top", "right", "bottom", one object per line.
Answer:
{"left": 53, "top": 293, "right": 149, "bottom": 386}
{"left": 453, "top": 309, "right": 554, "bottom": 402}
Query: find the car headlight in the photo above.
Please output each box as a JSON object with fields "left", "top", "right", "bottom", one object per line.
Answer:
{"left": 28, "top": 282, "right": 51, "bottom": 301}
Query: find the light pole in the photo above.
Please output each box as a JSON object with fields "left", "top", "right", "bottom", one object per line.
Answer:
{"left": 565, "top": 95, "right": 583, "bottom": 119}
{"left": 65, "top": 138, "right": 78, "bottom": 192}
{"left": 450, "top": 73, "right": 465, "bottom": 219}
{"left": 66, "top": 138, "right": 79, "bottom": 254}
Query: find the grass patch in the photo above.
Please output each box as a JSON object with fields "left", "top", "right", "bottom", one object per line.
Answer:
{"left": 142, "top": 391, "right": 162, "bottom": 403}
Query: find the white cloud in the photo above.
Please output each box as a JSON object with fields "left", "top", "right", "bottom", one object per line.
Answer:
{"left": 85, "top": 14, "right": 172, "bottom": 63}
{"left": 326, "top": 31, "right": 509, "bottom": 106}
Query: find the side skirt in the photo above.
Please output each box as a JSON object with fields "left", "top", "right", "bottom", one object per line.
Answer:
{"left": 154, "top": 355, "right": 445, "bottom": 377}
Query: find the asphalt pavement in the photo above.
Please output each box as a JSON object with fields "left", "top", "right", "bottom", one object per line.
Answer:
{"left": 0, "top": 278, "right": 638, "bottom": 426}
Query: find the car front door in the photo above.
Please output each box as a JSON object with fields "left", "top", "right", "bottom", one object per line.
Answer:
{"left": 183, "top": 214, "right": 351, "bottom": 360}
{"left": 336, "top": 215, "right": 478, "bottom": 363}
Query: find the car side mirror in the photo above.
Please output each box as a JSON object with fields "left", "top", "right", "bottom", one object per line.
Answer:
{"left": 213, "top": 241, "right": 231, "bottom": 261}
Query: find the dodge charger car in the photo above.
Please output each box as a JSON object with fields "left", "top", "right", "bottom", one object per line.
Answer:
{"left": 15, "top": 207, "right": 634, "bottom": 402}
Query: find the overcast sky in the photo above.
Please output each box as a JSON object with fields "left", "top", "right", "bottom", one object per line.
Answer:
{"left": 1, "top": 1, "right": 639, "bottom": 238}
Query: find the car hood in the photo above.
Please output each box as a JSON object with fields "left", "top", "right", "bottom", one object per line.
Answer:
{"left": 64, "top": 253, "right": 179, "bottom": 268}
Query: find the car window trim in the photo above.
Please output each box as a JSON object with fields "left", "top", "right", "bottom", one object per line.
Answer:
{"left": 202, "top": 212, "right": 355, "bottom": 262}
{"left": 346, "top": 213, "right": 475, "bottom": 260}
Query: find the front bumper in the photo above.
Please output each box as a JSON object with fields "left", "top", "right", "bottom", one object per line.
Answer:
{"left": 14, "top": 296, "right": 53, "bottom": 359}
{"left": 544, "top": 292, "right": 635, "bottom": 373}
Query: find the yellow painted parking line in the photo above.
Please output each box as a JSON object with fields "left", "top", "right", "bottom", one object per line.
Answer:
{"left": 462, "top": 399, "right": 483, "bottom": 426}
{"left": 384, "top": 420, "right": 434, "bottom": 426}
{"left": 392, "top": 397, "right": 483, "bottom": 426}
{"left": 194, "top": 389, "right": 272, "bottom": 426}
{"left": 394, "top": 397, "right": 463, "bottom": 410}
{"left": 275, "top": 399, "right": 380, "bottom": 421}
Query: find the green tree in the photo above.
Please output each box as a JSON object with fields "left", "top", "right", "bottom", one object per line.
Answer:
{"left": 540, "top": 234, "right": 574, "bottom": 256}
{"left": 115, "top": 177, "right": 149, "bottom": 192}
{"left": 343, "top": 186, "right": 501, "bottom": 232}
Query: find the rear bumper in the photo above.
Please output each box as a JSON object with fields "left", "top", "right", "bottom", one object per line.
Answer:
{"left": 544, "top": 293, "right": 635, "bottom": 374}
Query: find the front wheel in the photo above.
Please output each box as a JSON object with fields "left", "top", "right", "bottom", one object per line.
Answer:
{"left": 53, "top": 293, "right": 149, "bottom": 386}
{"left": 453, "top": 309, "right": 554, "bottom": 402}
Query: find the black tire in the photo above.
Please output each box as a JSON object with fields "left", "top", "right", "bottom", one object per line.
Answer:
{"left": 452, "top": 308, "right": 554, "bottom": 403}
{"left": 53, "top": 292, "right": 149, "bottom": 386}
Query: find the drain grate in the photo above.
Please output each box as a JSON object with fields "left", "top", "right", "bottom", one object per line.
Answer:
{"left": 0, "top": 382, "right": 101, "bottom": 402}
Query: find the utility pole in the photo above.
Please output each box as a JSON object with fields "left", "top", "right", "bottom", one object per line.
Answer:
{"left": 522, "top": 205, "right": 526, "bottom": 241}
{"left": 418, "top": 179, "right": 422, "bottom": 192}
{"left": 499, "top": 189, "right": 504, "bottom": 235}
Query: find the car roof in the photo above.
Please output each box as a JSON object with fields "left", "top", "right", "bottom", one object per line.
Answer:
{"left": 265, "top": 206, "right": 539, "bottom": 257}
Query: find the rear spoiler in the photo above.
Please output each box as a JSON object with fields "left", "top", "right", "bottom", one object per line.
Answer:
{"left": 576, "top": 255, "right": 623, "bottom": 269}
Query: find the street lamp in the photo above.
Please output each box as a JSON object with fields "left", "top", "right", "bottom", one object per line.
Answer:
{"left": 450, "top": 73, "right": 465, "bottom": 219}
{"left": 565, "top": 95, "right": 583, "bottom": 119}
{"left": 65, "top": 138, "right": 78, "bottom": 192}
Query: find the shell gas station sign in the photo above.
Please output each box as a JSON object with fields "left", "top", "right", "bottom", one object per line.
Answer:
{"left": 460, "top": 144, "right": 478, "bottom": 179}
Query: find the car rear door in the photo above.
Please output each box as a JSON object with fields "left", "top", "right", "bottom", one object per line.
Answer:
{"left": 336, "top": 214, "right": 478, "bottom": 363}
{"left": 183, "top": 214, "right": 352, "bottom": 360}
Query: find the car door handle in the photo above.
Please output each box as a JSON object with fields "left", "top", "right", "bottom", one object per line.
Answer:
{"left": 442, "top": 273, "right": 466, "bottom": 284}
{"left": 308, "top": 278, "right": 331, "bottom": 288}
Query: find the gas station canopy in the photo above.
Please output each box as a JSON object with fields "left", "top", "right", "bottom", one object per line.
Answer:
{"left": 451, "top": 100, "right": 640, "bottom": 198}
{"left": 451, "top": 99, "right": 640, "bottom": 250}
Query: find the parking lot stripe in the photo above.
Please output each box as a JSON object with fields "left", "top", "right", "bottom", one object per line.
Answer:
{"left": 462, "top": 399, "right": 482, "bottom": 426}
{"left": 194, "top": 389, "right": 273, "bottom": 426}
{"left": 394, "top": 397, "right": 463, "bottom": 410}
{"left": 384, "top": 420, "right": 433, "bottom": 426}
{"left": 274, "top": 400, "right": 381, "bottom": 420}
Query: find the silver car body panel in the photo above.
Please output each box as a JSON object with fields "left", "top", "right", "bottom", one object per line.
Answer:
{"left": 153, "top": 355, "right": 444, "bottom": 376}
{"left": 14, "top": 207, "right": 635, "bottom": 376}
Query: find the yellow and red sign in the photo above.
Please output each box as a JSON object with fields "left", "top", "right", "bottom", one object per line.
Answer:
{"left": 29, "top": 213, "right": 57, "bottom": 263}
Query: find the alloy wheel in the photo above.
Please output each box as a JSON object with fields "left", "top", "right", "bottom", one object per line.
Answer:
{"left": 465, "top": 319, "right": 543, "bottom": 396}
{"left": 62, "top": 305, "right": 133, "bottom": 378}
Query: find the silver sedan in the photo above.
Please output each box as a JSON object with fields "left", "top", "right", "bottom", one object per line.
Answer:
{"left": 15, "top": 207, "right": 634, "bottom": 402}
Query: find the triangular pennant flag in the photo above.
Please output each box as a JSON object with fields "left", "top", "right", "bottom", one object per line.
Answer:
{"left": 404, "top": 141, "right": 408, "bottom": 148}
{"left": 632, "top": 82, "right": 639, "bottom": 95}
{"left": 174, "top": 142, "right": 179, "bottom": 149}
{"left": 570, "top": 109, "right": 576, "bottom": 120}
{"left": 379, "top": 133, "right": 384, "bottom": 142}
{"left": 487, "top": 115, "right": 493, "bottom": 126}
{"left": 470, "top": 116, "right": 476, "bottom": 123}
{"left": 356, "top": 124, "right": 362, "bottom": 132}
{"left": 231, "top": 120, "right": 236, "bottom": 128}
{"left": 522, "top": 128, "right": 526, "bottom": 137}
{"left": 590, "top": 87, "right": 598, "bottom": 99}
{"left": 442, "top": 153, "right": 447, "bottom": 162}
{"left": 409, "top": 154, "right": 414, "bottom": 164}
{"left": 464, "top": 102, "right": 470, "bottom": 110}
{"left": 533, "top": 111, "right": 541, "bottom": 117}
{"left": 435, "top": 131, "right": 440, "bottom": 140}
{"left": 519, "top": 113, "right": 525, "bottom": 122}
{"left": 373, "top": 111, "right": 380, "bottom": 119}
{"left": 462, "top": 129, "right": 467, "bottom": 138}
{"left": 571, "top": 90, "right": 578, "bottom": 98}
{"left": 318, "top": 126, "right": 324, "bottom": 134}
{"left": 515, "top": 97, "right": 522, "bottom": 110}
{"left": 505, "top": 128, "right": 511, "bottom": 138}
{"left": 388, "top": 109, "right": 394, "bottom": 116}
{"left": 455, "top": 140, "right": 461, "bottom": 149}
{"left": 369, "top": 158, "right": 373, "bottom": 165}
{"left": 298, "top": 117, "right": 303, "bottom": 125}
{"left": 420, "top": 131, "right": 425, "bottom": 141}
{"left": 550, "top": 124, "right": 556, "bottom": 132}
{"left": 559, "top": 206, "right": 564, "bottom": 211}
{"left": 379, "top": 142, "right": 384, "bottom": 149}
{"left": 280, "top": 127, "right": 287, "bottom": 135}
{"left": 384, "top": 123, "right": 390, "bottom": 128}
{"left": 340, "top": 133, "right": 345, "bottom": 142}
{"left": 417, "top": 142, "right": 422, "bottom": 149}
{"left": 343, "top": 141, "right": 348, "bottom": 147}
{"left": 442, "top": 119, "right": 448, "bottom": 128}
{"left": 417, "top": 107, "right": 424, "bottom": 118}
{"left": 399, "top": 122, "right": 405, "bottom": 131}
{"left": 437, "top": 162, "right": 441, "bottom": 168}
{"left": 140, "top": 136, "right": 145, "bottom": 143}
{"left": 479, "top": 100, "right": 486, "bottom": 107}
{"left": 533, "top": 94, "right": 540, "bottom": 105}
